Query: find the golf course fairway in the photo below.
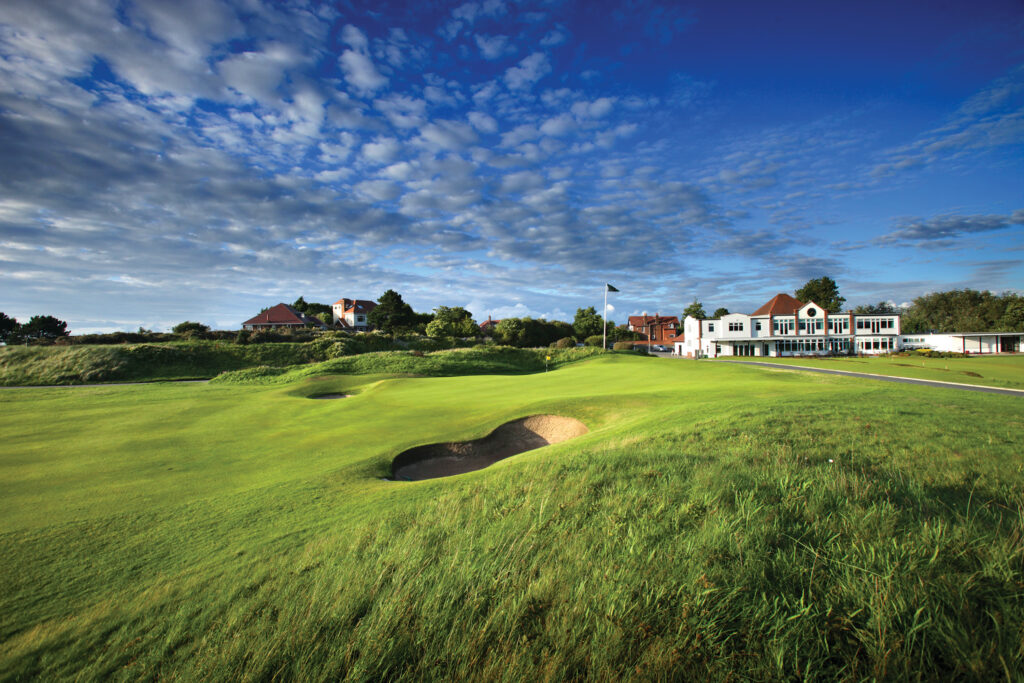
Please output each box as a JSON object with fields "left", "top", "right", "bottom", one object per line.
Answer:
{"left": 1, "top": 352, "right": 1022, "bottom": 680}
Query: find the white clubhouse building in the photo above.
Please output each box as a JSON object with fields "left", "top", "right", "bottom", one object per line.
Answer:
{"left": 674, "top": 293, "right": 1022, "bottom": 358}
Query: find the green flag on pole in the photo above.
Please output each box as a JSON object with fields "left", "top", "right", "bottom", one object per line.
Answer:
{"left": 603, "top": 284, "right": 618, "bottom": 349}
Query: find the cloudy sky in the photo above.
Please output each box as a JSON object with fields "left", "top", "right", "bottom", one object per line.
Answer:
{"left": 1, "top": 0, "right": 1022, "bottom": 332}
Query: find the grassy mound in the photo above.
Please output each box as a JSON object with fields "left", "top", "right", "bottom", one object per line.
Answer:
{"left": 211, "top": 345, "right": 605, "bottom": 383}
{"left": 0, "top": 342, "right": 323, "bottom": 386}
{"left": 1, "top": 356, "right": 1022, "bottom": 679}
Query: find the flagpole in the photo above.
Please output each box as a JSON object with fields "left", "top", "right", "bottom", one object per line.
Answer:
{"left": 603, "top": 286, "right": 608, "bottom": 349}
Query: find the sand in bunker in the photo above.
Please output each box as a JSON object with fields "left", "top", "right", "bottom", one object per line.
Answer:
{"left": 391, "top": 414, "right": 588, "bottom": 481}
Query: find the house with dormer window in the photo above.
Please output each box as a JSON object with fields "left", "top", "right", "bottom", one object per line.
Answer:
{"left": 332, "top": 298, "right": 377, "bottom": 330}
{"left": 674, "top": 293, "right": 901, "bottom": 358}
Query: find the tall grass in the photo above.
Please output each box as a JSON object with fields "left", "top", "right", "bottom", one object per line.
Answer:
{"left": 0, "top": 342, "right": 321, "bottom": 386}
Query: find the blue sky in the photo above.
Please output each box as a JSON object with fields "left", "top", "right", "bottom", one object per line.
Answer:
{"left": 1, "top": 0, "right": 1022, "bottom": 332}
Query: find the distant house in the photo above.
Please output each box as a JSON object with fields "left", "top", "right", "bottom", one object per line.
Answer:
{"left": 332, "top": 298, "right": 377, "bottom": 330}
{"left": 627, "top": 314, "right": 680, "bottom": 344}
{"left": 242, "top": 303, "right": 327, "bottom": 330}
{"left": 479, "top": 316, "right": 501, "bottom": 333}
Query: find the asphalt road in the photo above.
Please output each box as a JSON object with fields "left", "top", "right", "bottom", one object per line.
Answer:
{"left": 717, "top": 360, "right": 1024, "bottom": 397}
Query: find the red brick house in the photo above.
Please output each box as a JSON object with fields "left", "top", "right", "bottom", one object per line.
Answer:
{"left": 627, "top": 314, "right": 680, "bottom": 344}
{"left": 242, "top": 303, "right": 327, "bottom": 330}
{"left": 479, "top": 316, "right": 502, "bottom": 333}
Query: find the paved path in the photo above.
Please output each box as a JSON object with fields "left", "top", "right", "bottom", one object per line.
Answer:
{"left": 719, "top": 360, "right": 1024, "bottom": 397}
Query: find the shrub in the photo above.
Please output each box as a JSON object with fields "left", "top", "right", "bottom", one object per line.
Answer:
{"left": 553, "top": 337, "right": 576, "bottom": 349}
{"left": 584, "top": 335, "right": 604, "bottom": 347}
{"left": 612, "top": 341, "right": 635, "bottom": 351}
{"left": 172, "top": 321, "right": 210, "bottom": 336}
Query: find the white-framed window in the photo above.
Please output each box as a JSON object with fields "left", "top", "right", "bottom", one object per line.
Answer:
{"left": 708, "top": 323, "right": 715, "bottom": 332}
{"left": 755, "top": 321, "right": 762, "bottom": 331}
{"left": 728, "top": 322, "right": 744, "bottom": 332}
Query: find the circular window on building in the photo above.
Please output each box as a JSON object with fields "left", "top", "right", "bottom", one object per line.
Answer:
{"left": 806, "top": 307, "right": 817, "bottom": 316}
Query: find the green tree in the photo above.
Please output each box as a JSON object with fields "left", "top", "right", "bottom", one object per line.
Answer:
{"left": 493, "top": 318, "right": 525, "bottom": 346}
{"left": 425, "top": 306, "right": 478, "bottom": 337}
{"left": 0, "top": 312, "right": 19, "bottom": 343}
{"left": 172, "top": 321, "right": 210, "bottom": 336}
{"left": 795, "top": 276, "right": 846, "bottom": 313}
{"left": 712, "top": 307, "right": 729, "bottom": 318}
{"left": 853, "top": 301, "right": 899, "bottom": 315}
{"left": 682, "top": 299, "right": 706, "bottom": 319}
{"left": 999, "top": 295, "right": 1024, "bottom": 331}
{"left": 292, "top": 297, "right": 332, "bottom": 321}
{"left": 367, "top": 289, "right": 416, "bottom": 334}
{"left": 900, "top": 289, "right": 1022, "bottom": 333}
{"left": 21, "top": 315, "right": 70, "bottom": 339}
{"left": 573, "top": 306, "right": 603, "bottom": 339}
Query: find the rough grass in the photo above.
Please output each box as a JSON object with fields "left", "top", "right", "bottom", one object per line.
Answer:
{"left": 0, "top": 342, "right": 322, "bottom": 386}
{"left": 212, "top": 345, "right": 605, "bottom": 384}
{"left": 0, "top": 355, "right": 1022, "bottom": 680}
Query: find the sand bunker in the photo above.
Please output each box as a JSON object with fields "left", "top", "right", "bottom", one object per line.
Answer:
{"left": 309, "top": 393, "right": 348, "bottom": 399}
{"left": 391, "top": 414, "right": 588, "bottom": 481}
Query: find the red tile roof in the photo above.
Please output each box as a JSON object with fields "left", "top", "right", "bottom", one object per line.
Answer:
{"left": 333, "top": 298, "right": 377, "bottom": 314}
{"left": 751, "top": 293, "right": 804, "bottom": 316}
{"left": 243, "top": 303, "right": 323, "bottom": 327}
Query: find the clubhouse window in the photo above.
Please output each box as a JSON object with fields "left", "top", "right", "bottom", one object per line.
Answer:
{"left": 728, "top": 322, "right": 744, "bottom": 332}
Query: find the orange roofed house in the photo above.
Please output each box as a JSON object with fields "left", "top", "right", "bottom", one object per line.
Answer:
{"left": 332, "top": 298, "right": 377, "bottom": 330}
{"left": 627, "top": 314, "right": 680, "bottom": 345}
{"left": 242, "top": 303, "right": 328, "bottom": 330}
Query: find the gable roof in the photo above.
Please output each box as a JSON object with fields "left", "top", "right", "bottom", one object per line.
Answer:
{"left": 333, "top": 298, "right": 377, "bottom": 314}
{"left": 751, "top": 293, "right": 804, "bottom": 317}
{"left": 242, "top": 303, "right": 324, "bottom": 327}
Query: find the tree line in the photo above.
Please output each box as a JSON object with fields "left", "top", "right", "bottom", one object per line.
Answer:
{"left": 0, "top": 313, "right": 69, "bottom": 344}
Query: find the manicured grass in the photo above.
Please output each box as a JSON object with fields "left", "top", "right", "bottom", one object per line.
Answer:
{"left": 1, "top": 355, "right": 1022, "bottom": 679}
{"left": 721, "top": 354, "right": 1024, "bottom": 390}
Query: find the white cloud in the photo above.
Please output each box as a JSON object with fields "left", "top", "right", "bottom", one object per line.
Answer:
{"left": 500, "top": 170, "right": 546, "bottom": 193}
{"left": 380, "top": 161, "right": 416, "bottom": 181}
{"left": 339, "top": 50, "right": 388, "bottom": 94}
{"left": 362, "top": 137, "right": 401, "bottom": 164}
{"left": 337, "top": 25, "right": 387, "bottom": 94}
{"left": 474, "top": 34, "right": 515, "bottom": 60}
{"left": 416, "top": 120, "right": 479, "bottom": 151}
{"left": 340, "top": 24, "right": 370, "bottom": 52}
{"left": 500, "top": 124, "right": 539, "bottom": 147}
{"left": 468, "top": 111, "right": 498, "bottom": 133}
{"left": 571, "top": 97, "right": 615, "bottom": 119}
{"left": 504, "top": 53, "right": 550, "bottom": 91}
{"left": 374, "top": 95, "right": 427, "bottom": 129}
{"left": 540, "top": 29, "right": 567, "bottom": 47}
{"left": 540, "top": 114, "right": 576, "bottom": 136}
{"left": 471, "top": 81, "right": 500, "bottom": 104}
{"left": 354, "top": 179, "right": 403, "bottom": 202}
